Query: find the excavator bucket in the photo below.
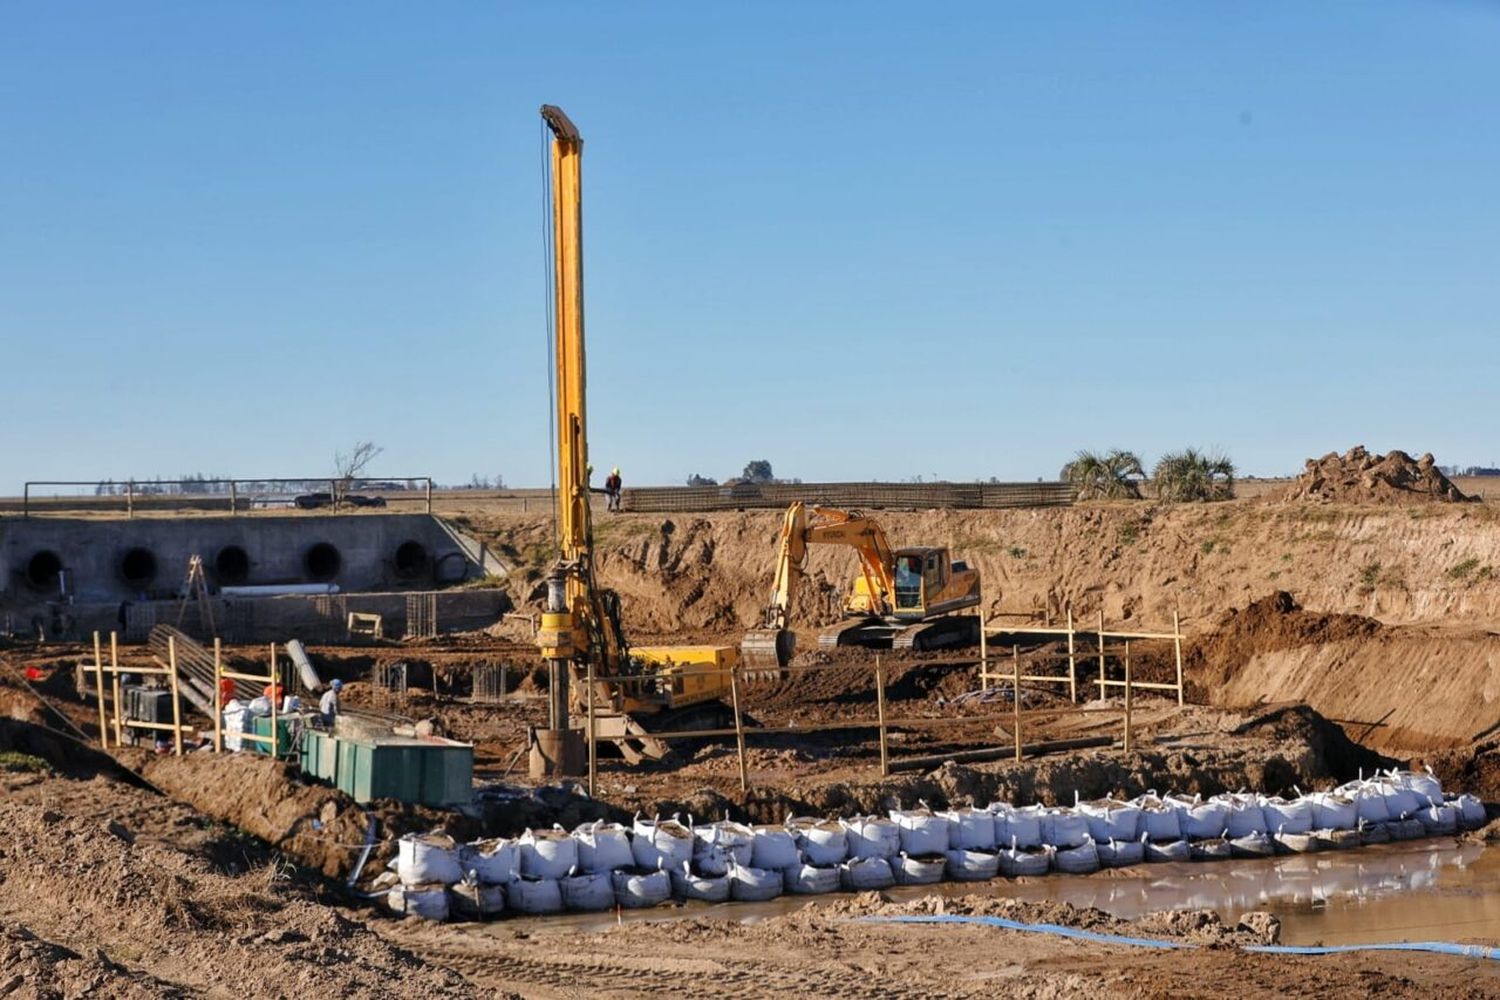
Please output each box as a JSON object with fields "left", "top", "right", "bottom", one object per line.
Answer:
{"left": 740, "top": 628, "right": 795, "bottom": 676}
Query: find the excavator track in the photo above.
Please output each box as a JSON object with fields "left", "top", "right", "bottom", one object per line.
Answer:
{"left": 890, "top": 614, "right": 981, "bottom": 652}
{"left": 816, "top": 616, "right": 903, "bottom": 651}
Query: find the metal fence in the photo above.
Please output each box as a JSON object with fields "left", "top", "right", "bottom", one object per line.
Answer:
{"left": 15, "top": 476, "right": 435, "bottom": 518}
{"left": 621, "top": 481, "right": 1076, "bottom": 513}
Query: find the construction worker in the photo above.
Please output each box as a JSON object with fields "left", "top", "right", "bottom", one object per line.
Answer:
{"left": 605, "top": 467, "right": 623, "bottom": 512}
{"left": 319, "top": 679, "right": 343, "bottom": 727}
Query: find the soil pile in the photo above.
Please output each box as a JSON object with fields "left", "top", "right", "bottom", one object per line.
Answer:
{"left": 1188, "top": 591, "right": 1382, "bottom": 694}
{"left": 1270, "top": 446, "right": 1474, "bottom": 504}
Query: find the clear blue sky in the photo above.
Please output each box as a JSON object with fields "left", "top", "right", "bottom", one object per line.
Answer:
{"left": 3, "top": 2, "right": 1498, "bottom": 493}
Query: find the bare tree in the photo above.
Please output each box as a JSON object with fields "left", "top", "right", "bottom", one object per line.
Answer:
{"left": 333, "top": 441, "right": 383, "bottom": 508}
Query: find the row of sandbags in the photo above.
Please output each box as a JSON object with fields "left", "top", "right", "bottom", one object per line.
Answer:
{"left": 385, "top": 769, "right": 1486, "bottom": 921}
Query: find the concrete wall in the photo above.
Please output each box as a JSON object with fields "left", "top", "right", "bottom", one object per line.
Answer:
{"left": 0, "top": 514, "right": 482, "bottom": 605}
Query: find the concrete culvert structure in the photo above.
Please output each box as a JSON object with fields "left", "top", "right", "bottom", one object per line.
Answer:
{"left": 25, "top": 550, "right": 63, "bottom": 591}
{"left": 214, "top": 545, "right": 250, "bottom": 585}
{"left": 393, "top": 540, "right": 429, "bottom": 580}
{"left": 119, "top": 547, "right": 158, "bottom": 587}
{"left": 304, "top": 542, "right": 342, "bottom": 582}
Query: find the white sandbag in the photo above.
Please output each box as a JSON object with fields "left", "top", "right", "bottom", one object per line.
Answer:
{"left": 889, "top": 806, "right": 950, "bottom": 856}
{"left": 1387, "top": 817, "right": 1426, "bottom": 841}
{"left": 692, "top": 820, "right": 753, "bottom": 876}
{"left": 1189, "top": 838, "right": 1233, "bottom": 862}
{"left": 782, "top": 862, "right": 841, "bottom": 895}
{"left": 1165, "top": 794, "right": 1228, "bottom": 840}
{"left": 387, "top": 883, "right": 450, "bottom": 921}
{"left": 1229, "top": 832, "right": 1275, "bottom": 859}
{"left": 1308, "top": 792, "right": 1358, "bottom": 832}
{"left": 613, "top": 868, "right": 672, "bottom": 909}
{"left": 1419, "top": 803, "right": 1458, "bottom": 836}
{"left": 448, "top": 878, "right": 506, "bottom": 920}
{"left": 997, "top": 805, "right": 1043, "bottom": 849}
{"left": 573, "top": 821, "right": 634, "bottom": 873}
{"left": 1314, "top": 828, "right": 1361, "bottom": 851}
{"left": 1259, "top": 797, "right": 1313, "bottom": 836}
{"left": 506, "top": 876, "right": 563, "bottom": 915}
{"left": 787, "top": 816, "right": 848, "bottom": 867}
{"left": 945, "top": 848, "right": 1000, "bottom": 882}
{"left": 670, "top": 867, "right": 732, "bottom": 903}
{"left": 939, "top": 807, "right": 997, "bottom": 851}
{"left": 1388, "top": 768, "right": 1444, "bottom": 807}
{"left": 1051, "top": 839, "right": 1099, "bottom": 875}
{"left": 1075, "top": 797, "right": 1140, "bottom": 843}
{"left": 1274, "top": 829, "right": 1320, "bottom": 854}
{"left": 222, "top": 702, "right": 250, "bottom": 752}
{"left": 519, "top": 827, "right": 579, "bottom": 880}
{"left": 892, "top": 852, "right": 947, "bottom": 885}
{"left": 985, "top": 804, "right": 1012, "bottom": 846}
{"left": 1144, "top": 838, "right": 1191, "bottom": 863}
{"left": 1096, "top": 838, "right": 1145, "bottom": 868}
{"left": 1454, "top": 794, "right": 1487, "bottom": 829}
{"left": 1358, "top": 821, "right": 1392, "bottom": 845}
{"left": 397, "top": 833, "right": 463, "bottom": 886}
{"left": 749, "top": 825, "right": 799, "bottom": 871}
{"left": 841, "top": 815, "right": 901, "bottom": 860}
{"left": 999, "top": 841, "right": 1051, "bottom": 877}
{"left": 728, "top": 862, "right": 782, "bottom": 902}
{"left": 458, "top": 838, "right": 518, "bottom": 885}
{"left": 1040, "top": 809, "right": 1089, "bottom": 849}
{"left": 1339, "top": 780, "right": 1392, "bottom": 824}
{"left": 1375, "top": 780, "right": 1421, "bottom": 820}
{"left": 631, "top": 814, "right": 693, "bottom": 872}
{"left": 560, "top": 871, "right": 616, "bottom": 912}
{"left": 840, "top": 856, "right": 895, "bottom": 891}
{"left": 1134, "top": 794, "right": 1183, "bottom": 843}
{"left": 1215, "top": 794, "right": 1268, "bottom": 838}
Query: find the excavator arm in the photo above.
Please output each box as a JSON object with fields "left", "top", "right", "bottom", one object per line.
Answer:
{"left": 742, "top": 502, "right": 899, "bottom": 670}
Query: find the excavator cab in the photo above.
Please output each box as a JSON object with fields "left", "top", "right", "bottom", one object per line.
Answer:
{"left": 892, "top": 547, "right": 959, "bottom": 618}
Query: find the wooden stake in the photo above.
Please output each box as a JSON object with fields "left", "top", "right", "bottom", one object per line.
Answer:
{"left": 1066, "top": 606, "right": 1077, "bottom": 704}
{"left": 979, "top": 606, "right": 989, "bottom": 691}
{"left": 1012, "top": 644, "right": 1023, "bottom": 762}
{"left": 875, "top": 657, "right": 889, "bottom": 777}
{"left": 110, "top": 632, "right": 124, "bottom": 747}
{"left": 1097, "top": 609, "right": 1106, "bottom": 701}
{"left": 1123, "top": 638, "right": 1134, "bottom": 754}
{"left": 92, "top": 631, "right": 108, "bottom": 749}
{"left": 1173, "top": 610, "right": 1185, "bottom": 707}
{"left": 213, "top": 637, "right": 224, "bottom": 753}
{"left": 269, "top": 643, "right": 279, "bottom": 760}
{"left": 586, "top": 659, "right": 597, "bottom": 797}
{"left": 168, "top": 636, "right": 184, "bottom": 756}
{"left": 730, "top": 665, "right": 749, "bottom": 793}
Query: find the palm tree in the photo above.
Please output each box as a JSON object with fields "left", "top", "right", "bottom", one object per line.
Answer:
{"left": 1060, "top": 449, "right": 1146, "bottom": 500}
{"left": 1153, "top": 449, "right": 1236, "bottom": 502}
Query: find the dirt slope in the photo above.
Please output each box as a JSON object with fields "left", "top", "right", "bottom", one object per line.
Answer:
{"left": 457, "top": 500, "right": 1500, "bottom": 636}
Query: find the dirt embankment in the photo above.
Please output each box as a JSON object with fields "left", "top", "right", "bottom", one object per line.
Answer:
{"left": 1269, "top": 446, "right": 1476, "bottom": 505}
{"left": 458, "top": 500, "right": 1500, "bottom": 638}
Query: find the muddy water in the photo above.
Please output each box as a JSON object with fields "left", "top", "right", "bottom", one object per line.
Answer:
{"left": 512, "top": 840, "right": 1500, "bottom": 947}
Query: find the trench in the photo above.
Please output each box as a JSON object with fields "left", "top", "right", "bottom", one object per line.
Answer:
{"left": 489, "top": 840, "right": 1499, "bottom": 948}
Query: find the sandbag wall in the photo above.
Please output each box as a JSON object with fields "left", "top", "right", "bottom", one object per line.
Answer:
{"left": 383, "top": 769, "right": 1487, "bottom": 921}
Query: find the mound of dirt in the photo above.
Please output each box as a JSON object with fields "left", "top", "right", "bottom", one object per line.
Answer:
{"left": 1270, "top": 446, "right": 1474, "bottom": 505}
{"left": 1188, "top": 591, "right": 1383, "bottom": 694}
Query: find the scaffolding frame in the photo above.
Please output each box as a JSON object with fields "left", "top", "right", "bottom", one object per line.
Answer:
{"left": 90, "top": 630, "right": 193, "bottom": 754}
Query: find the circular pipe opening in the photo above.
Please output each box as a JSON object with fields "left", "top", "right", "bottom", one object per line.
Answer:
{"left": 393, "top": 540, "right": 429, "bottom": 580}
{"left": 119, "top": 547, "right": 158, "bottom": 586}
{"left": 25, "top": 551, "right": 63, "bottom": 590}
{"left": 214, "top": 545, "right": 250, "bottom": 585}
{"left": 304, "top": 542, "right": 342, "bottom": 583}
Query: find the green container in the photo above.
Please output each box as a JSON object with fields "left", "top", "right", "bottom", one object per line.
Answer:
{"left": 249, "top": 715, "right": 298, "bottom": 756}
{"left": 311, "top": 733, "right": 472, "bottom": 807}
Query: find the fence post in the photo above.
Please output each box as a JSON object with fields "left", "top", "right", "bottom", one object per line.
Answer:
{"left": 268, "top": 642, "right": 278, "bottom": 760}
{"left": 1066, "top": 606, "right": 1077, "bottom": 704}
{"left": 213, "top": 638, "right": 224, "bottom": 753}
{"left": 586, "top": 659, "right": 597, "bottom": 797}
{"left": 22, "top": 482, "right": 28, "bottom": 519}
{"left": 730, "top": 665, "right": 749, "bottom": 793}
{"left": 126, "top": 481, "right": 134, "bottom": 519}
{"left": 168, "top": 636, "right": 184, "bottom": 755}
{"left": 875, "top": 657, "right": 889, "bottom": 777}
{"left": 110, "top": 632, "right": 124, "bottom": 746}
{"left": 92, "top": 631, "right": 108, "bottom": 749}
{"left": 1013, "top": 642, "right": 1023, "bottom": 762}
{"left": 1097, "top": 610, "right": 1106, "bottom": 701}
{"left": 426, "top": 477, "right": 433, "bottom": 514}
{"left": 1123, "top": 639, "right": 1134, "bottom": 754}
{"left": 979, "top": 609, "right": 989, "bottom": 691}
{"left": 1173, "top": 610, "right": 1185, "bottom": 707}
{"left": 229, "top": 481, "right": 238, "bottom": 516}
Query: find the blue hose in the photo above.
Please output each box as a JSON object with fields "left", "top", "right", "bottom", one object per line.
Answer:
{"left": 857, "top": 915, "right": 1500, "bottom": 961}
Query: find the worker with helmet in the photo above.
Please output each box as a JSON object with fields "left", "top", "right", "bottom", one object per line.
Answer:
{"left": 604, "top": 467, "right": 623, "bottom": 512}
{"left": 319, "top": 678, "right": 343, "bottom": 727}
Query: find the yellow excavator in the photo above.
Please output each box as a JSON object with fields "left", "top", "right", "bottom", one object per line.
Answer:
{"left": 740, "top": 502, "right": 983, "bottom": 671}
{"left": 530, "top": 105, "right": 736, "bottom": 775}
